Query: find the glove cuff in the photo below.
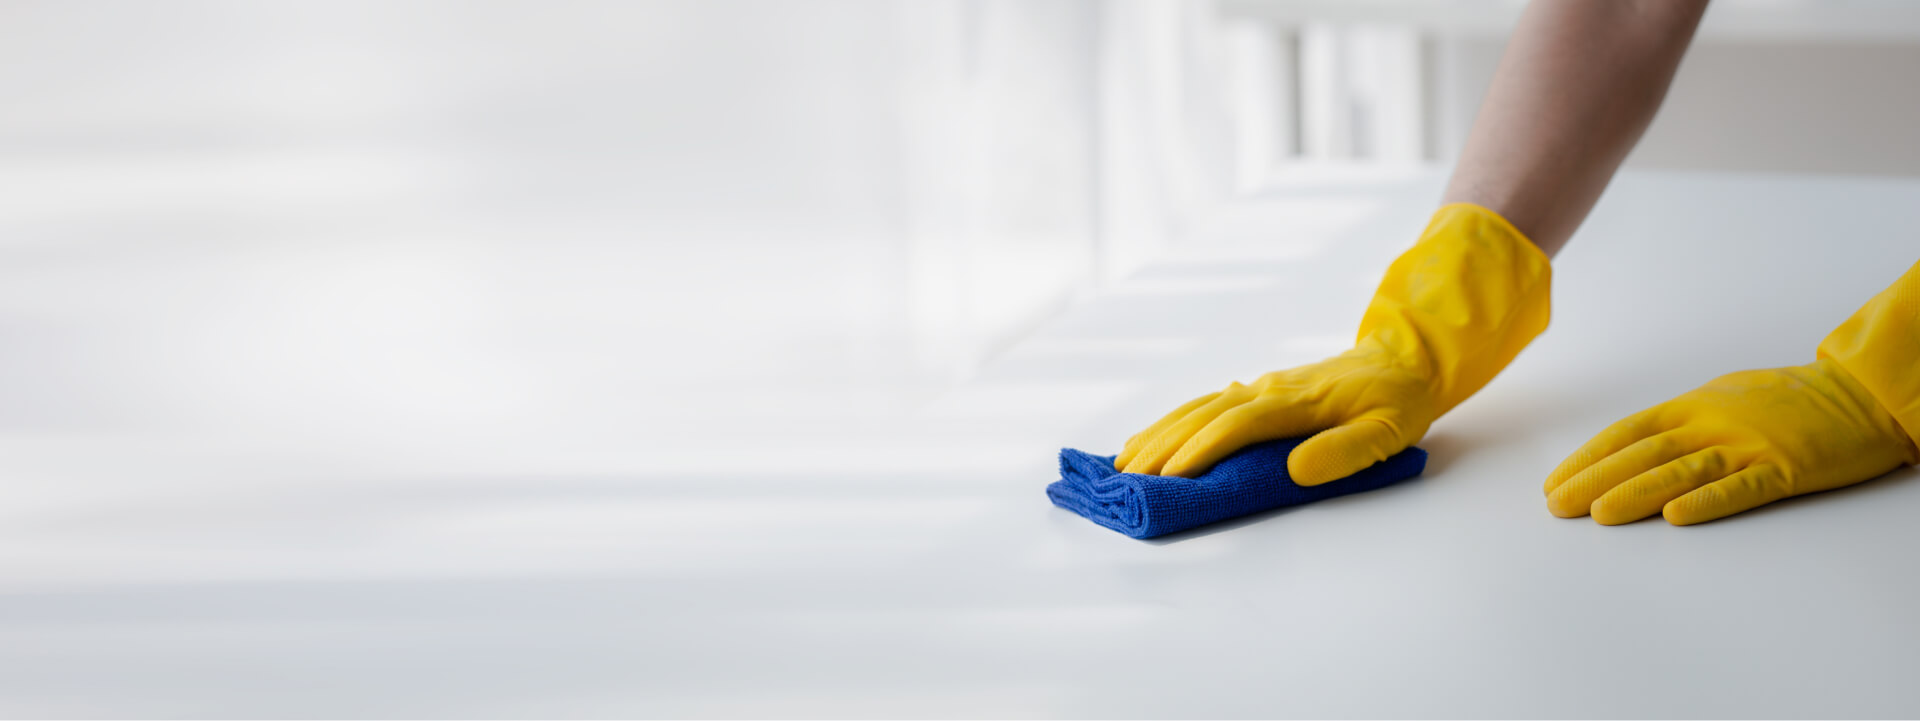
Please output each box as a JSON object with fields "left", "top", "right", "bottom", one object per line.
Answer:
{"left": 1357, "top": 203, "right": 1553, "bottom": 415}
{"left": 1817, "top": 259, "right": 1920, "bottom": 461}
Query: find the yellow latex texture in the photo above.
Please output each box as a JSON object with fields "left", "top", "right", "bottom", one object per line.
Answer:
{"left": 1117, "top": 203, "right": 1553, "bottom": 484}
{"left": 1546, "top": 259, "right": 1920, "bottom": 525}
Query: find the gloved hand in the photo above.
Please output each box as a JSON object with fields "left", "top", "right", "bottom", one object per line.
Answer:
{"left": 1547, "top": 260, "right": 1920, "bottom": 525}
{"left": 1117, "top": 203, "right": 1553, "bottom": 483}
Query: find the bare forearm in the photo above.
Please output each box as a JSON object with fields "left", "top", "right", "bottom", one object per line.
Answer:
{"left": 1442, "top": 0, "right": 1708, "bottom": 256}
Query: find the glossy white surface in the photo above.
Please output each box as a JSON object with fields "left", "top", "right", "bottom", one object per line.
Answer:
{"left": 3, "top": 170, "right": 1919, "bottom": 717}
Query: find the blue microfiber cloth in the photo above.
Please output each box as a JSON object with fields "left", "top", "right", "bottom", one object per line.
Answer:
{"left": 1047, "top": 438, "right": 1427, "bottom": 538}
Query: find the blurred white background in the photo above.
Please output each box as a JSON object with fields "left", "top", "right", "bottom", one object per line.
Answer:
{"left": 9, "top": 0, "right": 1920, "bottom": 448}
{"left": 6, "top": 1, "right": 1920, "bottom": 715}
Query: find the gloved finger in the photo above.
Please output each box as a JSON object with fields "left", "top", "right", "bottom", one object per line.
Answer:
{"left": 1663, "top": 464, "right": 1789, "bottom": 526}
{"left": 1588, "top": 447, "right": 1728, "bottom": 525}
{"left": 1546, "top": 431, "right": 1690, "bottom": 518}
{"left": 1544, "top": 407, "right": 1664, "bottom": 495}
{"left": 1160, "top": 392, "right": 1317, "bottom": 479}
{"left": 1117, "top": 391, "right": 1222, "bottom": 468}
{"left": 1287, "top": 418, "right": 1404, "bottom": 487}
{"left": 1121, "top": 382, "right": 1256, "bottom": 476}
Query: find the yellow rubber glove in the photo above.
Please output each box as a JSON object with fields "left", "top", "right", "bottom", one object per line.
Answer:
{"left": 1546, "top": 259, "right": 1920, "bottom": 525}
{"left": 1117, "top": 203, "right": 1553, "bottom": 483}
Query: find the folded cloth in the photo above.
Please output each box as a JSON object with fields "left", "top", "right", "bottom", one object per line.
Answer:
{"left": 1047, "top": 438, "right": 1427, "bottom": 538}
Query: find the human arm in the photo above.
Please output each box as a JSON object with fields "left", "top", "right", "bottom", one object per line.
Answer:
{"left": 1117, "top": 0, "right": 1709, "bottom": 480}
{"left": 1443, "top": 0, "right": 1709, "bottom": 257}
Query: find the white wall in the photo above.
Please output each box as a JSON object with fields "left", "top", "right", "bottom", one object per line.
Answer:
{"left": 1635, "top": 40, "right": 1920, "bottom": 177}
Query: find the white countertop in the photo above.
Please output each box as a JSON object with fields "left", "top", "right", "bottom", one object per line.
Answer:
{"left": 3, "top": 169, "right": 1919, "bottom": 717}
